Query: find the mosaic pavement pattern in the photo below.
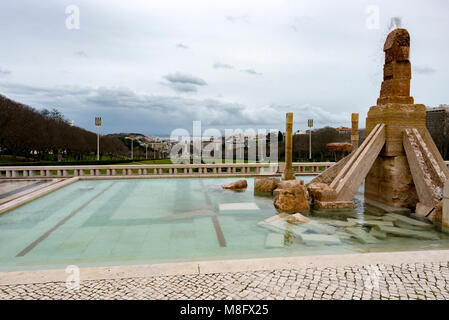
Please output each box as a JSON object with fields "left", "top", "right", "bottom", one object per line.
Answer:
{"left": 1, "top": 261, "right": 449, "bottom": 300}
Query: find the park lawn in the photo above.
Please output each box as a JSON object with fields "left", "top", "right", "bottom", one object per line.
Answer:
{"left": 113, "top": 159, "right": 173, "bottom": 165}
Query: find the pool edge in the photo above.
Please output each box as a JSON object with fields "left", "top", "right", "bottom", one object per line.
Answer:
{"left": 1, "top": 249, "right": 448, "bottom": 285}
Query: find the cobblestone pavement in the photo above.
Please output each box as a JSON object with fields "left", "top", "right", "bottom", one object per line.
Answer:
{"left": 1, "top": 261, "right": 449, "bottom": 300}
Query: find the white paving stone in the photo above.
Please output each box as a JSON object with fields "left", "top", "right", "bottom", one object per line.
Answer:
{"left": 219, "top": 202, "right": 260, "bottom": 211}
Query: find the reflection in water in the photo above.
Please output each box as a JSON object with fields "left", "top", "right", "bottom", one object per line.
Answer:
{"left": 1, "top": 177, "right": 449, "bottom": 272}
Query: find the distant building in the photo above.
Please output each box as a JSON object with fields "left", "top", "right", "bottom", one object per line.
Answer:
{"left": 335, "top": 126, "right": 351, "bottom": 134}
{"left": 426, "top": 105, "right": 449, "bottom": 137}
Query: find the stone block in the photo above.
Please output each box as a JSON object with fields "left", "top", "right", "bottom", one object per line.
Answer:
{"left": 254, "top": 177, "right": 279, "bottom": 193}
{"left": 375, "top": 225, "right": 439, "bottom": 240}
{"left": 321, "top": 219, "right": 357, "bottom": 227}
{"left": 377, "top": 96, "right": 414, "bottom": 105}
{"left": 386, "top": 213, "right": 433, "bottom": 229}
{"left": 287, "top": 213, "right": 310, "bottom": 224}
{"left": 257, "top": 215, "right": 291, "bottom": 234}
{"left": 385, "top": 46, "right": 409, "bottom": 63}
{"left": 347, "top": 218, "right": 394, "bottom": 228}
{"left": 314, "top": 200, "right": 354, "bottom": 209}
{"left": 394, "top": 220, "right": 432, "bottom": 231}
{"left": 307, "top": 182, "right": 336, "bottom": 202}
{"left": 383, "top": 61, "right": 411, "bottom": 80}
{"left": 277, "top": 179, "right": 304, "bottom": 189}
{"left": 369, "top": 228, "right": 388, "bottom": 240}
{"left": 298, "top": 234, "right": 342, "bottom": 246}
{"left": 345, "top": 227, "right": 380, "bottom": 244}
{"left": 302, "top": 221, "right": 337, "bottom": 235}
{"left": 219, "top": 202, "right": 259, "bottom": 212}
{"left": 273, "top": 185, "right": 310, "bottom": 212}
{"left": 380, "top": 79, "right": 411, "bottom": 98}
{"left": 221, "top": 180, "right": 247, "bottom": 190}
{"left": 383, "top": 28, "right": 410, "bottom": 51}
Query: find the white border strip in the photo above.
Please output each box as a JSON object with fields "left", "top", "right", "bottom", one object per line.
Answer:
{"left": 0, "top": 177, "right": 79, "bottom": 215}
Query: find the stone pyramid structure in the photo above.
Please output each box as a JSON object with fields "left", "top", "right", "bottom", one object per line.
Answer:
{"left": 308, "top": 28, "right": 449, "bottom": 223}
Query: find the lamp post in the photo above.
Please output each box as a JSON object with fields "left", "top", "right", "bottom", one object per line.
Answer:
{"left": 308, "top": 119, "right": 313, "bottom": 160}
{"left": 95, "top": 117, "right": 102, "bottom": 161}
{"left": 125, "top": 137, "right": 134, "bottom": 160}
{"left": 145, "top": 144, "right": 148, "bottom": 160}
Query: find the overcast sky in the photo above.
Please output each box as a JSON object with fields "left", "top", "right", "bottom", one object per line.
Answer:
{"left": 0, "top": 0, "right": 448, "bottom": 136}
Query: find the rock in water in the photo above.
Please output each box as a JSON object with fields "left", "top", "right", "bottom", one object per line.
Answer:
{"left": 273, "top": 185, "right": 310, "bottom": 212}
{"left": 273, "top": 180, "right": 305, "bottom": 197}
{"left": 306, "top": 182, "right": 337, "bottom": 202}
{"left": 254, "top": 177, "right": 279, "bottom": 193}
{"left": 345, "top": 227, "right": 380, "bottom": 244}
{"left": 347, "top": 218, "right": 394, "bottom": 227}
{"left": 299, "top": 234, "right": 342, "bottom": 246}
{"left": 376, "top": 225, "right": 440, "bottom": 240}
{"left": 287, "top": 213, "right": 310, "bottom": 224}
{"left": 369, "top": 228, "right": 388, "bottom": 240}
{"left": 302, "top": 221, "right": 337, "bottom": 234}
{"left": 221, "top": 180, "right": 247, "bottom": 190}
{"left": 386, "top": 213, "right": 433, "bottom": 229}
{"left": 277, "top": 180, "right": 304, "bottom": 189}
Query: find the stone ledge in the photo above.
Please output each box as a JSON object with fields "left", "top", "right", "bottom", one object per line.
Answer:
{"left": 364, "top": 198, "right": 411, "bottom": 214}
{"left": 2, "top": 249, "right": 449, "bottom": 286}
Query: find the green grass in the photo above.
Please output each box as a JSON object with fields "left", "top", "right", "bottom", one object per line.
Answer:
{"left": 113, "top": 159, "right": 173, "bottom": 165}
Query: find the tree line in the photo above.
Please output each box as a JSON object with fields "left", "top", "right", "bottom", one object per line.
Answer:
{"left": 0, "top": 94, "right": 128, "bottom": 161}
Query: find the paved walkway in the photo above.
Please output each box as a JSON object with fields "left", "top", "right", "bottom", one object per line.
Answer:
{"left": 1, "top": 261, "right": 449, "bottom": 300}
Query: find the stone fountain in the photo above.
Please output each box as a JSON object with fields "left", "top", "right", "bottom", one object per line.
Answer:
{"left": 306, "top": 28, "right": 449, "bottom": 226}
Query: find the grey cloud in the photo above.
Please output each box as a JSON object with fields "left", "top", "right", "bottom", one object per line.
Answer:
{"left": 240, "top": 69, "right": 262, "bottom": 76}
{"left": 163, "top": 72, "right": 207, "bottom": 86}
{"left": 162, "top": 72, "right": 207, "bottom": 93}
{"left": 0, "top": 68, "right": 11, "bottom": 77}
{"left": 162, "top": 82, "right": 199, "bottom": 93}
{"left": 213, "top": 62, "right": 234, "bottom": 69}
{"left": 414, "top": 65, "right": 436, "bottom": 75}
{"left": 225, "top": 15, "right": 249, "bottom": 23}
{"left": 176, "top": 43, "right": 189, "bottom": 49}
{"left": 0, "top": 82, "right": 351, "bottom": 135}
{"left": 74, "top": 51, "right": 88, "bottom": 57}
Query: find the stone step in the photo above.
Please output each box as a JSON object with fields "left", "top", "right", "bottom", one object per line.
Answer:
{"left": 298, "top": 234, "right": 342, "bottom": 246}
{"left": 386, "top": 213, "right": 433, "bottom": 229}
{"left": 258, "top": 218, "right": 291, "bottom": 234}
{"left": 345, "top": 227, "right": 380, "bottom": 244}
{"left": 394, "top": 220, "right": 434, "bottom": 231}
{"left": 381, "top": 215, "right": 397, "bottom": 222}
{"left": 302, "top": 221, "right": 337, "bottom": 235}
{"left": 376, "top": 225, "right": 440, "bottom": 240}
{"left": 362, "top": 214, "right": 386, "bottom": 220}
{"left": 321, "top": 219, "right": 358, "bottom": 227}
{"left": 347, "top": 218, "right": 394, "bottom": 227}
{"left": 336, "top": 231, "right": 353, "bottom": 240}
{"left": 287, "top": 213, "right": 310, "bottom": 224}
{"left": 258, "top": 215, "right": 308, "bottom": 236}
{"left": 369, "top": 228, "right": 388, "bottom": 240}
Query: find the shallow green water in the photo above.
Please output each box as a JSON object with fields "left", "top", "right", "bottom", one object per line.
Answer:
{"left": 1, "top": 177, "right": 449, "bottom": 272}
